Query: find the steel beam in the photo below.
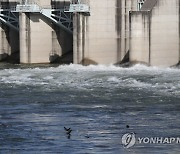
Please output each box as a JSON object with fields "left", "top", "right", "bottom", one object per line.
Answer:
{"left": 41, "top": 8, "right": 73, "bottom": 34}
{"left": 0, "top": 9, "right": 19, "bottom": 31}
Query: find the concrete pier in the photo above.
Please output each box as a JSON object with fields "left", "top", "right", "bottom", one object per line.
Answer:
{"left": 73, "top": 0, "right": 138, "bottom": 65}
{"left": 0, "top": 0, "right": 19, "bottom": 61}
{"left": 130, "top": 0, "right": 180, "bottom": 67}
{"left": 0, "top": 23, "right": 19, "bottom": 62}
{"left": 0, "top": 23, "right": 10, "bottom": 60}
{"left": 19, "top": 0, "right": 73, "bottom": 63}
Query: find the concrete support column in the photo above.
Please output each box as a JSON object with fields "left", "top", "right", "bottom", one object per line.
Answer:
{"left": 150, "top": 0, "right": 179, "bottom": 67}
{"left": 118, "top": 0, "right": 138, "bottom": 63}
{"left": 73, "top": 13, "right": 85, "bottom": 64}
{"left": 0, "top": 24, "right": 10, "bottom": 61}
{"left": 129, "top": 12, "right": 150, "bottom": 65}
{"left": 19, "top": 13, "right": 31, "bottom": 63}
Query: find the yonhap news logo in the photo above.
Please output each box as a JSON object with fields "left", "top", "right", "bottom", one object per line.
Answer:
{"left": 122, "top": 133, "right": 136, "bottom": 148}
{"left": 122, "top": 133, "right": 180, "bottom": 148}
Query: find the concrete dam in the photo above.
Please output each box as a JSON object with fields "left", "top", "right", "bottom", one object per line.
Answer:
{"left": 0, "top": 0, "right": 180, "bottom": 67}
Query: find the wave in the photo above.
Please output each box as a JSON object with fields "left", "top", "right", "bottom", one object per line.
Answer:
{"left": 0, "top": 64, "right": 179, "bottom": 97}
{"left": 0, "top": 63, "right": 179, "bottom": 73}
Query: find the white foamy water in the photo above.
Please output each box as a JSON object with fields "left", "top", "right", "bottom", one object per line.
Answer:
{"left": 0, "top": 64, "right": 179, "bottom": 97}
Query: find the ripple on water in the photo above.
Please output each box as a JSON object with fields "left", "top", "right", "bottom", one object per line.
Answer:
{"left": 0, "top": 64, "right": 179, "bottom": 153}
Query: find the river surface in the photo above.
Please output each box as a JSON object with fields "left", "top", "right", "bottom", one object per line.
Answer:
{"left": 0, "top": 63, "right": 179, "bottom": 154}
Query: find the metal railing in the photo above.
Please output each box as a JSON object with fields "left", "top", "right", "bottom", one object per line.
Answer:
{"left": 0, "top": 0, "right": 90, "bottom": 32}
{"left": 64, "top": 4, "right": 90, "bottom": 13}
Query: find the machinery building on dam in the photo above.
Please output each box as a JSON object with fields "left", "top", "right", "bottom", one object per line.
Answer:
{"left": 0, "top": 0, "right": 180, "bottom": 67}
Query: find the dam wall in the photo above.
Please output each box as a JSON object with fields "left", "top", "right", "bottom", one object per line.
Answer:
{"left": 0, "top": 0, "right": 180, "bottom": 67}
{"left": 73, "top": 0, "right": 138, "bottom": 65}
{"left": 130, "top": 0, "right": 180, "bottom": 67}
{"left": 1, "top": 0, "right": 73, "bottom": 63}
{"left": 20, "top": 0, "right": 73, "bottom": 63}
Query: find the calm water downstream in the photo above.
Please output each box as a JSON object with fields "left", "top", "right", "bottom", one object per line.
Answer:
{"left": 0, "top": 63, "right": 179, "bottom": 154}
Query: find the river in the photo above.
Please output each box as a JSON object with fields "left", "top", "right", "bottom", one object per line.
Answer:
{"left": 0, "top": 63, "right": 179, "bottom": 153}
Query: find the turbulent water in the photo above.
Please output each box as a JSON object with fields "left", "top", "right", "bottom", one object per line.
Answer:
{"left": 0, "top": 63, "right": 179, "bottom": 154}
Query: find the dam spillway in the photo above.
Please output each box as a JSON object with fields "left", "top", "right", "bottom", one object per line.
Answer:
{"left": 0, "top": 0, "right": 180, "bottom": 67}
